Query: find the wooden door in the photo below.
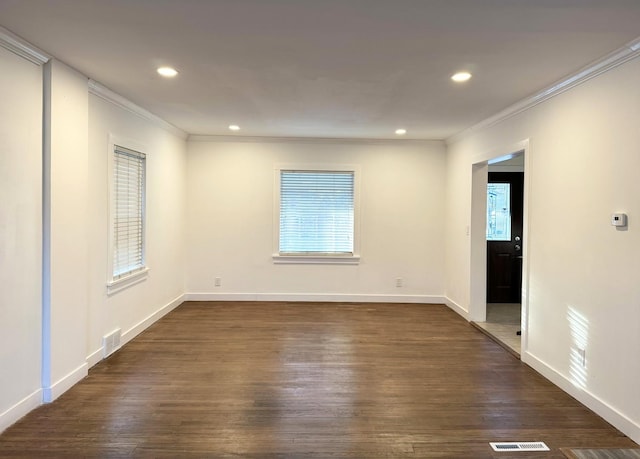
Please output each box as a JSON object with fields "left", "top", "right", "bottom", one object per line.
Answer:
{"left": 486, "top": 172, "right": 524, "bottom": 303}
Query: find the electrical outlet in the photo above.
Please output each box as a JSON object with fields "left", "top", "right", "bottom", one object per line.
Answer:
{"left": 578, "top": 348, "right": 586, "bottom": 367}
{"left": 215, "top": 277, "right": 221, "bottom": 287}
{"left": 396, "top": 277, "right": 403, "bottom": 288}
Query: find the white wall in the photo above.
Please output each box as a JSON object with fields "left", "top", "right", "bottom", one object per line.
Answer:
{"left": 87, "top": 93, "right": 187, "bottom": 362}
{"left": 186, "top": 138, "right": 446, "bottom": 302}
{"left": 0, "top": 46, "right": 43, "bottom": 431}
{"left": 1, "top": 32, "right": 188, "bottom": 431}
{"left": 445, "top": 56, "right": 640, "bottom": 442}
{"left": 43, "top": 59, "right": 90, "bottom": 401}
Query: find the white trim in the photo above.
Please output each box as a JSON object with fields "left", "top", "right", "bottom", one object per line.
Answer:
{"left": 86, "top": 348, "right": 103, "bottom": 369}
{"left": 522, "top": 351, "right": 640, "bottom": 445}
{"left": 106, "top": 267, "right": 149, "bottom": 295}
{"left": 86, "top": 295, "right": 183, "bottom": 369}
{"left": 120, "top": 294, "right": 185, "bottom": 346}
{"left": 471, "top": 140, "right": 529, "bottom": 166}
{"left": 469, "top": 162, "right": 489, "bottom": 323}
{"left": 520, "top": 145, "right": 533, "bottom": 356}
{"left": 42, "top": 362, "right": 88, "bottom": 403}
{"left": 0, "top": 388, "right": 42, "bottom": 434}
{"left": 89, "top": 80, "right": 187, "bottom": 139}
{"left": 444, "top": 297, "right": 470, "bottom": 321}
{"left": 467, "top": 140, "right": 529, "bottom": 325}
{"left": 447, "top": 37, "right": 640, "bottom": 145}
{"left": 108, "top": 133, "right": 148, "bottom": 159}
{"left": 487, "top": 164, "right": 524, "bottom": 173}
{"left": 185, "top": 292, "right": 445, "bottom": 304}
{"left": 41, "top": 60, "right": 53, "bottom": 403}
{"left": 188, "top": 134, "right": 441, "bottom": 146}
{"left": 272, "top": 254, "right": 361, "bottom": 265}
{"left": 0, "top": 26, "right": 50, "bottom": 65}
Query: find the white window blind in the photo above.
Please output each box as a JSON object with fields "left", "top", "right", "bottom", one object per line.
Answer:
{"left": 279, "top": 170, "right": 354, "bottom": 254}
{"left": 113, "top": 146, "right": 146, "bottom": 279}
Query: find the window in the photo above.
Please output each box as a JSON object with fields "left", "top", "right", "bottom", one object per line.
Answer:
{"left": 274, "top": 167, "right": 360, "bottom": 264}
{"left": 486, "top": 182, "right": 511, "bottom": 241}
{"left": 108, "top": 144, "right": 147, "bottom": 291}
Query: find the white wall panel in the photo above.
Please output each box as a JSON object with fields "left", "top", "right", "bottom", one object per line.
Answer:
{"left": 43, "top": 59, "right": 90, "bottom": 400}
{"left": 445, "top": 56, "right": 640, "bottom": 442}
{"left": 186, "top": 139, "right": 446, "bottom": 301}
{"left": 0, "top": 46, "right": 43, "bottom": 431}
{"left": 87, "top": 94, "right": 187, "bottom": 360}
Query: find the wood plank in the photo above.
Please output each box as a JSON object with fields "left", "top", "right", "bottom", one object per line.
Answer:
{"left": 561, "top": 448, "right": 640, "bottom": 459}
{"left": 0, "top": 302, "right": 637, "bottom": 457}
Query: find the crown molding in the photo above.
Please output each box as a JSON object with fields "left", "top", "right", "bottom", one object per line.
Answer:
{"left": 447, "top": 36, "right": 640, "bottom": 145}
{"left": 188, "top": 134, "right": 442, "bottom": 146}
{"left": 88, "top": 80, "right": 187, "bottom": 140}
{"left": 0, "top": 26, "right": 50, "bottom": 65}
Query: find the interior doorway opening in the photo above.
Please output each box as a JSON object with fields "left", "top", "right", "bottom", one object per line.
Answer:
{"left": 471, "top": 151, "right": 526, "bottom": 357}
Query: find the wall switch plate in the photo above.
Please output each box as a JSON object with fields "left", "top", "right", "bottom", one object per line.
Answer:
{"left": 611, "top": 213, "right": 627, "bottom": 227}
{"left": 215, "top": 277, "right": 221, "bottom": 287}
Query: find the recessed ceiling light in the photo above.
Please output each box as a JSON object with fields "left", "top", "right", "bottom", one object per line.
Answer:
{"left": 451, "top": 72, "right": 472, "bottom": 82}
{"left": 157, "top": 67, "right": 178, "bottom": 77}
{"left": 395, "top": 128, "right": 407, "bottom": 135}
{"left": 229, "top": 125, "right": 240, "bottom": 131}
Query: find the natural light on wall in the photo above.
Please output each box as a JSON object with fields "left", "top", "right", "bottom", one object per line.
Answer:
{"left": 568, "top": 306, "right": 589, "bottom": 389}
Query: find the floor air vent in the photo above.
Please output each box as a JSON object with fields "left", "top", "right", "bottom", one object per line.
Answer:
{"left": 490, "top": 442, "right": 550, "bottom": 452}
{"left": 103, "top": 328, "right": 122, "bottom": 358}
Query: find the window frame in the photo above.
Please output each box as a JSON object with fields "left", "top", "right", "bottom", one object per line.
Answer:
{"left": 106, "top": 135, "right": 149, "bottom": 294}
{"left": 272, "top": 164, "right": 361, "bottom": 265}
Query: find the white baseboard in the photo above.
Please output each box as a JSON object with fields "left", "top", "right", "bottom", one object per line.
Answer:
{"left": 86, "top": 347, "right": 103, "bottom": 368}
{"left": 522, "top": 350, "right": 640, "bottom": 445}
{"left": 184, "top": 292, "right": 446, "bottom": 304}
{"left": 121, "top": 294, "right": 185, "bottom": 346}
{"left": 444, "top": 297, "right": 470, "bottom": 320}
{"left": 85, "top": 294, "right": 185, "bottom": 367}
{"left": 0, "top": 388, "right": 42, "bottom": 434}
{"left": 16, "top": 294, "right": 185, "bottom": 427}
{"left": 42, "top": 362, "right": 88, "bottom": 403}
{"left": 445, "top": 297, "right": 640, "bottom": 443}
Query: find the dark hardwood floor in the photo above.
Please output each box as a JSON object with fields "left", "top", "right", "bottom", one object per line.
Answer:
{"left": 0, "top": 302, "right": 636, "bottom": 458}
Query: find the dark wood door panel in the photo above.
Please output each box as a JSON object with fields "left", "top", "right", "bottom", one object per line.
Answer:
{"left": 487, "top": 172, "right": 524, "bottom": 303}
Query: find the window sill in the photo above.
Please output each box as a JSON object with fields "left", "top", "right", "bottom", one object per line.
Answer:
{"left": 107, "top": 267, "right": 149, "bottom": 295}
{"left": 272, "top": 254, "right": 360, "bottom": 265}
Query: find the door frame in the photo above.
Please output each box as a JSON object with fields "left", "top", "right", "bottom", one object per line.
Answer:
{"left": 469, "top": 139, "right": 531, "bottom": 352}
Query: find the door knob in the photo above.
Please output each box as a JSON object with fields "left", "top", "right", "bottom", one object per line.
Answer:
{"left": 515, "top": 236, "right": 521, "bottom": 242}
{"left": 515, "top": 244, "right": 521, "bottom": 251}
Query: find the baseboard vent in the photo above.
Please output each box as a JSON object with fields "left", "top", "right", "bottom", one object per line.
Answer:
{"left": 490, "top": 442, "right": 550, "bottom": 452}
{"left": 103, "top": 328, "right": 122, "bottom": 358}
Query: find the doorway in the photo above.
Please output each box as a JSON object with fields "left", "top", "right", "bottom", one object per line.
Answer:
{"left": 472, "top": 153, "right": 526, "bottom": 357}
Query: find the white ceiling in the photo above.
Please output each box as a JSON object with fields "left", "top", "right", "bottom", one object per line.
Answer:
{"left": 1, "top": 0, "right": 639, "bottom": 140}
